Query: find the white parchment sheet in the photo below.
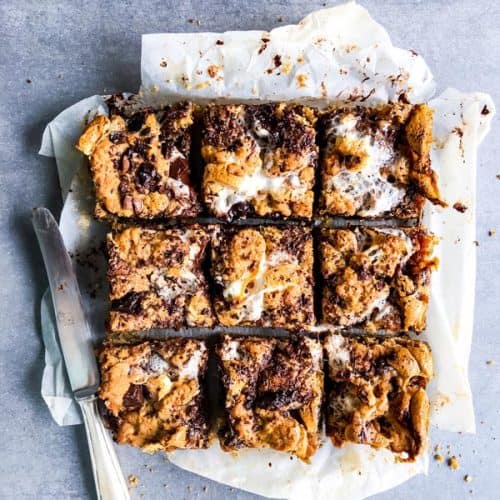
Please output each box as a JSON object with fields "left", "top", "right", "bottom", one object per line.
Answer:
{"left": 38, "top": 3, "right": 494, "bottom": 498}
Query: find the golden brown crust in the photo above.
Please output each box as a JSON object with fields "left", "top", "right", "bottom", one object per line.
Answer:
{"left": 216, "top": 335, "right": 323, "bottom": 461}
{"left": 107, "top": 225, "right": 214, "bottom": 332}
{"left": 318, "top": 103, "right": 445, "bottom": 218}
{"left": 319, "top": 226, "right": 438, "bottom": 333}
{"left": 76, "top": 103, "right": 199, "bottom": 219}
{"left": 210, "top": 225, "right": 315, "bottom": 329}
{"left": 201, "top": 103, "right": 317, "bottom": 220}
{"left": 324, "top": 333, "right": 433, "bottom": 460}
{"left": 98, "top": 339, "right": 210, "bottom": 451}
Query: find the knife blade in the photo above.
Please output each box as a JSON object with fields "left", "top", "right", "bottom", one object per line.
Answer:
{"left": 33, "top": 207, "right": 129, "bottom": 500}
{"left": 32, "top": 207, "right": 99, "bottom": 397}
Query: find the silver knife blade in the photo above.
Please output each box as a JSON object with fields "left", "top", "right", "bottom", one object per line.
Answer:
{"left": 32, "top": 207, "right": 99, "bottom": 398}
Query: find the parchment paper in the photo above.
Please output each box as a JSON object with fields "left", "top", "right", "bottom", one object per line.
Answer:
{"left": 38, "top": 2, "right": 495, "bottom": 498}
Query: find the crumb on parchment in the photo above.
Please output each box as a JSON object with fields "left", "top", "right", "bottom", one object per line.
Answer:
{"left": 448, "top": 456, "right": 460, "bottom": 470}
{"left": 464, "top": 474, "right": 473, "bottom": 483}
{"left": 128, "top": 474, "right": 139, "bottom": 487}
{"left": 486, "top": 360, "right": 495, "bottom": 365}
{"left": 488, "top": 229, "right": 496, "bottom": 237}
{"left": 434, "top": 454, "right": 444, "bottom": 463}
{"left": 453, "top": 202, "right": 468, "bottom": 213}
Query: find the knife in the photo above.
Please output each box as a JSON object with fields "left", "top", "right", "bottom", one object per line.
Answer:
{"left": 32, "top": 207, "right": 130, "bottom": 500}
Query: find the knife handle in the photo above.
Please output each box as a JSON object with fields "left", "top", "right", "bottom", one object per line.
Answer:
{"left": 77, "top": 395, "right": 130, "bottom": 500}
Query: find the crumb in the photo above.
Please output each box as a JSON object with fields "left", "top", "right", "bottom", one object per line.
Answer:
{"left": 473, "top": 240, "right": 479, "bottom": 247}
{"left": 203, "top": 486, "right": 208, "bottom": 492}
{"left": 216, "top": 39, "right": 224, "bottom": 45}
{"left": 453, "top": 202, "right": 468, "bottom": 213}
{"left": 448, "top": 456, "right": 460, "bottom": 470}
{"left": 488, "top": 229, "right": 496, "bottom": 237}
{"left": 296, "top": 73, "right": 308, "bottom": 88}
{"left": 434, "top": 444, "right": 441, "bottom": 452}
{"left": 160, "top": 60, "right": 167, "bottom": 68}
{"left": 486, "top": 360, "right": 495, "bottom": 365}
{"left": 268, "top": 462, "right": 272, "bottom": 468}
{"left": 278, "top": 16, "right": 285, "bottom": 22}
{"left": 464, "top": 474, "right": 473, "bottom": 483}
{"left": 481, "top": 105, "right": 490, "bottom": 115}
{"left": 26, "top": 79, "right": 32, "bottom": 84}
{"left": 496, "top": 174, "right": 500, "bottom": 180}
{"left": 434, "top": 454, "right": 444, "bottom": 463}
{"left": 128, "top": 474, "right": 139, "bottom": 487}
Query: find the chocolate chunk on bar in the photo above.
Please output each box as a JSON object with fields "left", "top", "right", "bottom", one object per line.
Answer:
{"left": 98, "top": 338, "right": 210, "bottom": 452}
{"left": 201, "top": 103, "right": 317, "bottom": 220}
{"left": 107, "top": 225, "right": 214, "bottom": 332}
{"left": 210, "top": 225, "right": 314, "bottom": 329}
{"left": 324, "top": 332, "right": 433, "bottom": 460}
{"left": 319, "top": 226, "right": 437, "bottom": 333}
{"left": 318, "top": 103, "right": 445, "bottom": 219}
{"left": 216, "top": 335, "right": 323, "bottom": 461}
{"left": 76, "top": 102, "right": 199, "bottom": 219}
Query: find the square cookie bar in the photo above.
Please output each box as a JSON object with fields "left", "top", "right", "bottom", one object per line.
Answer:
{"left": 216, "top": 335, "right": 323, "bottom": 461}
{"left": 201, "top": 103, "right": 317, "bottom": 220}
{"left": 318, "top": 103, "right": 445, "bottom": 218}
{"left": 324, "top": 333, "right": 433, "bottom": 460}
{"left": 210, "top": 225, "right": 314, "bottom": 329}
{"left": 319, "top": 226, "right": 437, "bottom": 333}
{"left": 76, "top": 102, "right": 199, "bottom": 219}
{"left": 98, "top": 338, "right": 210, "bottom": 451}
{"left": 107, "top": 225, "right": 214, "bottom": 332}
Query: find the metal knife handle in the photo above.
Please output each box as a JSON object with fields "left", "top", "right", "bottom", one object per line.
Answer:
{"left": 77, "top": 395, "right": 130, "bottom": 500}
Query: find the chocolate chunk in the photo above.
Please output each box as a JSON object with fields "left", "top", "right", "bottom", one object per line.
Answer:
{"left": 169, "top": 157, "right": 190, "bottom": 185}
{"left": 122, "top": 195, "right": 133, "bottom": 211}
{"left": 123, "top": 384, "right": 145, "bottom": 408}
{"left": 132, "top": 198, "right": 144, "bottom": 214}
{"left": 121, "top": 154, "right": 130, "bottom": 173}
{"left": 127, "top": 112, "right": 146, "bottom": 132}
{"left": 135, "top": 163, "right": 160, "bottom": 191}
{"left": 111, "top": 291, "right": 144, "bottom": 315}
{"left": 227, "top": 201, "right": 253, "bottom": 221}
{"left": 109, "top": 132, "right": 126, "bottom": 144}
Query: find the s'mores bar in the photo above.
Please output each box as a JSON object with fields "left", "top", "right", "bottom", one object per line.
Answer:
{"left": 76, "top": 102, "right": 199, "bottom": 219}
{"left": 98, "top": 339, "right": 210, "bottom": 452}
{"left": 210, "top": 225, "right": 315, "bottom": 329}
{"left": 323, "top": 333, "right": 433, "bottom": 460}
{"left": 319, "top": 226, "right": 437, "bottom": 333}
{"left": 216, "top": 335, "right": 323, "bottom": 461}
{"left": 201, "top": 103, "right": 317, "bottom": 220}
{"left": 318, "top": 103, "right": 445, "bottom": 219}
{"left": 107, "top": 225, "right": 214, "bottom": 332}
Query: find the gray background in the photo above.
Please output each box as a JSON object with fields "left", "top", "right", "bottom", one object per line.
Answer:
{"left": 1, "top": 0, "right": 499, "bottom": 498}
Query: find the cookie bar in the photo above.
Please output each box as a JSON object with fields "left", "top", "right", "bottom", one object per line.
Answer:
{"left": 210, "top": 225, "right": 314, "bottom": 329}
{"left": 216, "top": 335, "right": 323, "bottom": 461}
{"left": 319, "top": 226, "right": 437, "bottom": 332}
{"left": 324, "top": 333, "right": 433, "bottom": 460}
{"left": 76, "top": 102, "right": 199, "bottom": 219}
{"left": 98, "top": 338, "right": 210, "bottom": 452}
{"left": 201, "top": 103, "right": 317, "bottom": 220}
{"left": 107, "top": 225, "right": 214, "bottom": 332}
{"left": 318, "top": 103, "right": 445, "bottom": 218}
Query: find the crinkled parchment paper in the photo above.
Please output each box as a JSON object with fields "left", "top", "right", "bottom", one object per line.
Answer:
{"left": 38, "top": 2, "right": 494, "bottom": 498}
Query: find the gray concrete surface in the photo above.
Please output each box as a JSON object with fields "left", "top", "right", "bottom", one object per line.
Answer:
{"left": 1, "top": 1, "right": 499, "bottom": 498}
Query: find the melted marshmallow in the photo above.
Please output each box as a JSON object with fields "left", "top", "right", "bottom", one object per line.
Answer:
{"left": 328, "top": 113, "right": 406, "bottom": 216}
